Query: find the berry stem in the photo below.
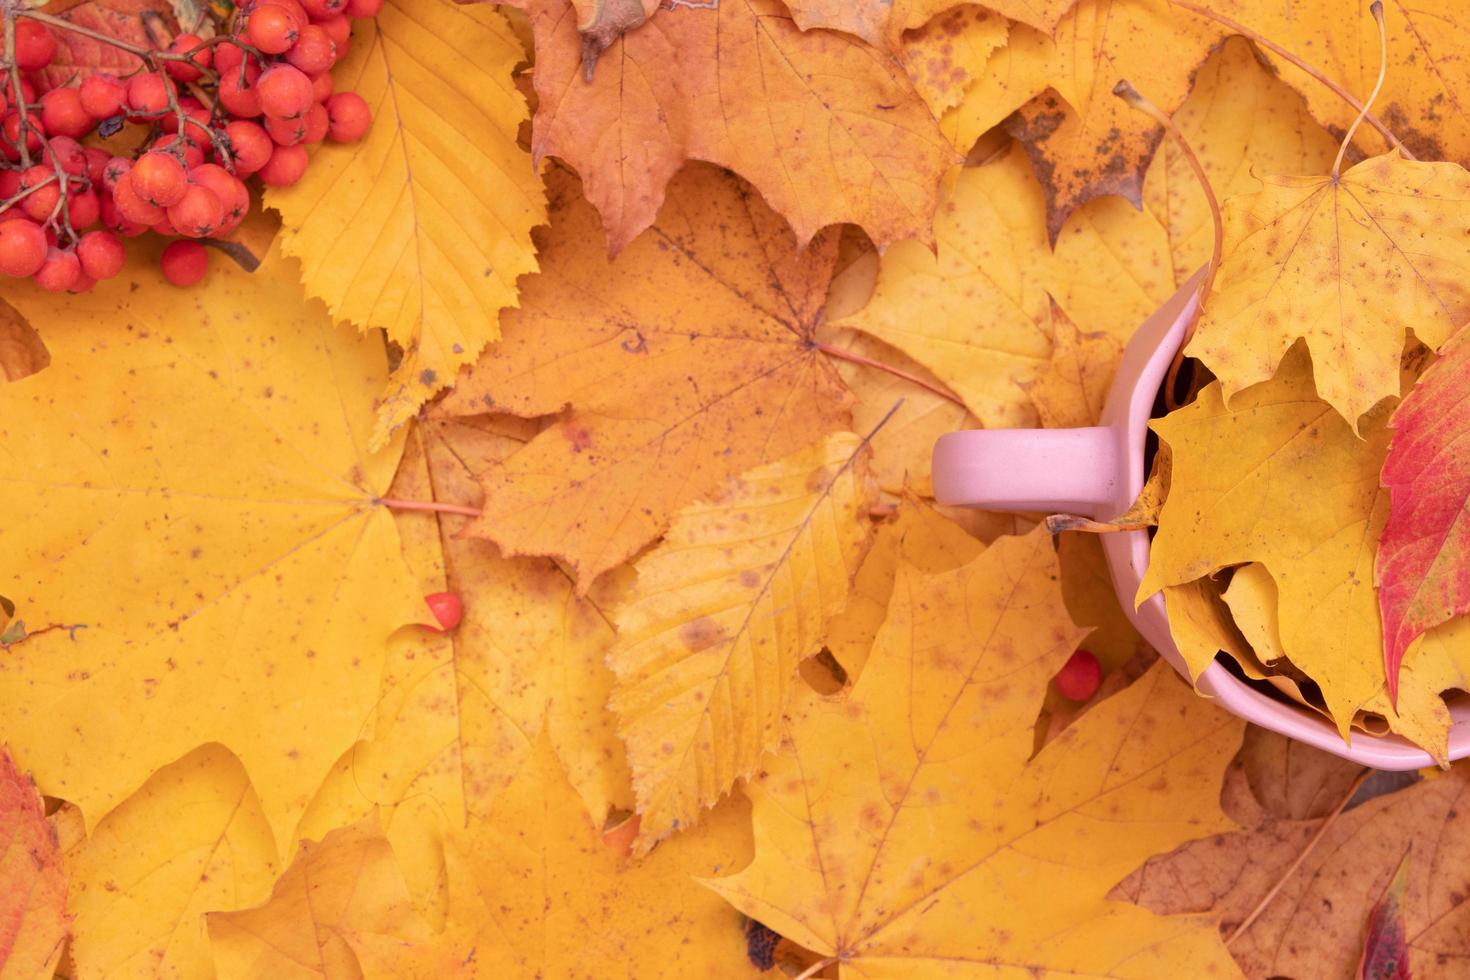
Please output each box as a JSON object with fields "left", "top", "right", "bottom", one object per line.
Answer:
{"left": 4, "top": 10, "right": 33, "bottom": 168}
{"left": 376, "top": 497, "right": 482, "bottom": 518}
{"left": 814, "top": 341, "right": 965, "bottom": 408}
{"left": 1169, "top": 0, "right": 1411, "bottom": 160}
{"left": 200, "top": 237, "right": 261, "bottom": 272}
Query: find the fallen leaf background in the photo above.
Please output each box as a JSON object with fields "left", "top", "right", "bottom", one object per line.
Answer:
{"left": 6, "top": 0, "right": 1470, "bottom": 977}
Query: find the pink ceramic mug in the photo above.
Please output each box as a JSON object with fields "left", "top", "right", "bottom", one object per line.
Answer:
{"left": 933, "top": 268, "right": 1470, "bottom": 769}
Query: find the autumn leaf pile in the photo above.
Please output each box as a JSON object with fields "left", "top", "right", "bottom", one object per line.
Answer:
{"left": 7, "top": 0, "right": 1470, "bottom": 976}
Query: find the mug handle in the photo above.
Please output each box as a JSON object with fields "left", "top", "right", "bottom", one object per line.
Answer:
{"left": 932, "top": 426, "right": 1119, "bottom": 514}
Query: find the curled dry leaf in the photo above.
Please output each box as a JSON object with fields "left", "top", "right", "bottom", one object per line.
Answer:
{"left": 65, "top": 746, "right": 277, "bottom": 979}
{"left": 34, "top": 0, "right": 175, "bottom": 88}
{"left": 708, "top": 525, "right": 1244, "bottom": 975}
{"left": 0, "top": 297, "right": 47, "bottom": 383}
{"left": 509, "top": 0, "right": 953, "bottom": 254}
{"left": 610, "top": 432, "right": 876, "bottom": 848}
{"left": 438, "top": 165, "right": 852, "bottom": 590}
{"left": 1123, "top": 759, "right": 1470, "bottom": 979}
{"left": 342, "top": 737, "right": 761, "bottom": 978}
{"left": 1188, "top": 151, "right": 1470, "bottom": 429}
{"left": 268, "top": 0, "right": 544, "bottom": 450}
{"left": 0, "top": 749, "right": 68, "bottom": 978}
{"left": 836, "top": 146, "right": 1054, "bottom": 429}
{"left": 0, "top": 247, "right": 428, "bottom": 849}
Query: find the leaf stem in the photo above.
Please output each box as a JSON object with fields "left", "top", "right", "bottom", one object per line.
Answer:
{"left": 814, "top": 341, "right": 966, "bottom": 408}
{"left": 1168, "top": 0, "right": 1410, "bottom": 160}
{"left": 1224, "top": 767, "right": 1370, "bottom": 946}
{"left": 792, "top": 955, "right": 838, "bottom": 980}
{"left": 376, "top": 497, "right": 482, "bottom": 517}
{"left": 1332, "top": 1, "right": 1388, "bottom": 178}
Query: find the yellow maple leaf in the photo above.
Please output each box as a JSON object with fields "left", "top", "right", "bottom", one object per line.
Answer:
{"left": 836, "top": 147, "right": 1054, "bottom": 429}
{"left": 1007, "top": 0, "right": 1224, "bottom": 238}
{"left": 1189, "top": 151, "right": 1470, "bottom": 427}
{"left": 1050, "top": 36, "right": 1340, "bottom": 343}
{"left": 295, "top": 415, "right": 633, "bottom": 914}
{"left": 920, "top": 19, "right": 1053, "bottom": 157}
{"left": 268, "top": 0, "right": 544, "bottom": 450}
{"left": 306, "top": 736, "right": 762, "bottom": 977}
{"left": 64, "top": 746, "right": 277, "bottom": 979}
{"left": 208, "top": 818, "right": 419, "bottom": 979}
{"left": 0, "top": 247, "right": 426, "bottom": 848}
{"left": 610, "top": 431, "right": 876, "bottom": 847}
{"left": 705, "top": 526, "right": 1244, "bottom": 975}
{"left": 436, "top": 165, "right": 853, "bottom": 590}
{"left": 511, "top": 0, "right": 953, "bottom": 253}
{"left": 1141, "top": 348, "right": 1468, "bottom": 752}
{"left": 1026, "top": 309, "right": 1124, "bottom": 428}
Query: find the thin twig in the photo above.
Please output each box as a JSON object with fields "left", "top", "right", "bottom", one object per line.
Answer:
{"left": 375, "top": 497, "right": 482, "bottom": 517}
{"left": 1224, "top": 768, "right": 1371, "bottom": 946}
{"left": 814, "top": 341, "right": 965, "bottom": 408}
{"left": 1169, "top": 0, "right": 1410, "bottom": 160}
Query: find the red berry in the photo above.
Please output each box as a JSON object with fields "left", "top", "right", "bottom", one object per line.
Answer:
{"left": 152, "top": 134, "right": 206, "bottom": 170}
{"left": 112, "top": 172, "right": 166, "bottom": 225}
{"left": 34, "top": 246, "right": 80, "bottom": 292}
{"left": 345, "top": 0, "right": 382, "bottom": 17}
{"left": 5, "top": 76, "right": 36, "bottom": 109}
{"left": 266, "top": 113, "right": 307, "bottom": 146}
{"left": 285, "top": 25, "right": 338, "bottom": 74}
{"left": 0, "top": 219, "right": 47, "bottom": 277}
{"left": 40, "top": 88, "right": 92, "bottom": 139}
{"left": 76, "top": 229, "right": 125, "bottom": 279}
{"left": 83, "top": 146, "right": 111, "bottom": 183}
{"left": 127, "top": 73, "right": 175, "bottom": 117}
{"left": 67, "top": 187, "right": 101, "bottom": 229}
{"left": 189, "top": 164, "right": 248, "bottom": 227}
{"left": 215, "top": 40, "right": 247, "bottom": 73}
{"left": 102, "top": 156, "right": 132, "bottom": 191}
{"left": 310, "top": 70, "right": 334, "bottom": 102}
{"left": 1, "top": 112, "right": 45, "bottom": 162}
{"left": 217, "top": 63, "right": 263, "bottom": 118}
{"left": 68, "top": 272, "right": 97, "bottom": 294}
{"left": 301, "top": 0, "right": 346, "bottom": 18}
{"left": 160, "top": 239, "right": 208, "bottom": 286}
{"left": 14, "top": 21, "right": 58, "bottom": 72}
{"left": 46, "top": 136, "right": 88, "bottom": 177}
{"left": 315, "top": 13, "right": 351, "bottom": 49}
{"left": 325, "top": 91, "right": 371, "bottom": 142}
{"left": 1053, "top": 649, "right": 1102, "bottom": 702}
{"left": 163, "top": 98, "right": 212, "bottom": 145}
{"left": 223, "top": 119, "right": 272, "bottom": 174}
{"left": 98, "top": 190, "right": 148, "bottom": 237}
{"left": 258, "top": 64, "right": 314, "bottom": 119}
{"left": 166, "top": 33, "right": 213, "bottom": 82}
{"left": 79, "top": 73, "right": 127, "bottom": 119}
{"left": 19, "top": 166, "right": 59, "bottom": 222}
{"left": 167, "top": 183, "right": 224, "bottom": 238}
{"left": 247, "top": 4, "right": 300, "bottom": 54}
{"left": 130, "top": 151, "right": 188, "bottom": 207}
{"left": 301, "top": 102, "right": 329, "bottom": 144}
{"left": 423, "top": 592, "right": 463, "bottom": 632}
{"left": 257, "top": 143, "right": 308, "bottom": 186}
{"left": 0, "top": 220, "right": 46, "bottom": 277}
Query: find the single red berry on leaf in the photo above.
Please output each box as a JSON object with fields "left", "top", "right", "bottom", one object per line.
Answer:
{"left": 325, "top": 91, "right": 371, "bottom": 142}
{"left": 40, "top": 88, "right": 93, "bottom": 139}
{"left": 14, "top": 21, "right": 58, "bottom": 72}
{"left": 160, "top": 239, "right": 208, "bottom": 286}
{"left": 34, "top": 246, "right": 80, "bottom": 292}
{"left": 424, "top": 592, "right": 464, "bottom": 632}
{"left": 79, "top": 74, "right": 127, "bottom": 119}
{"left": 0, "top": 219, "right": 47, "bottom": 277}
{"left": 76, "top": 230, "right": 125, "bottom": 280}
{"left": 1053, "top": 649, "right": 1102, "bottom": 702}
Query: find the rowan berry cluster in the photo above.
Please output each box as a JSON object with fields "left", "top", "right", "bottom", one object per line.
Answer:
{"left": 0, "top": 0, "right": 376, "bottom": 292}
